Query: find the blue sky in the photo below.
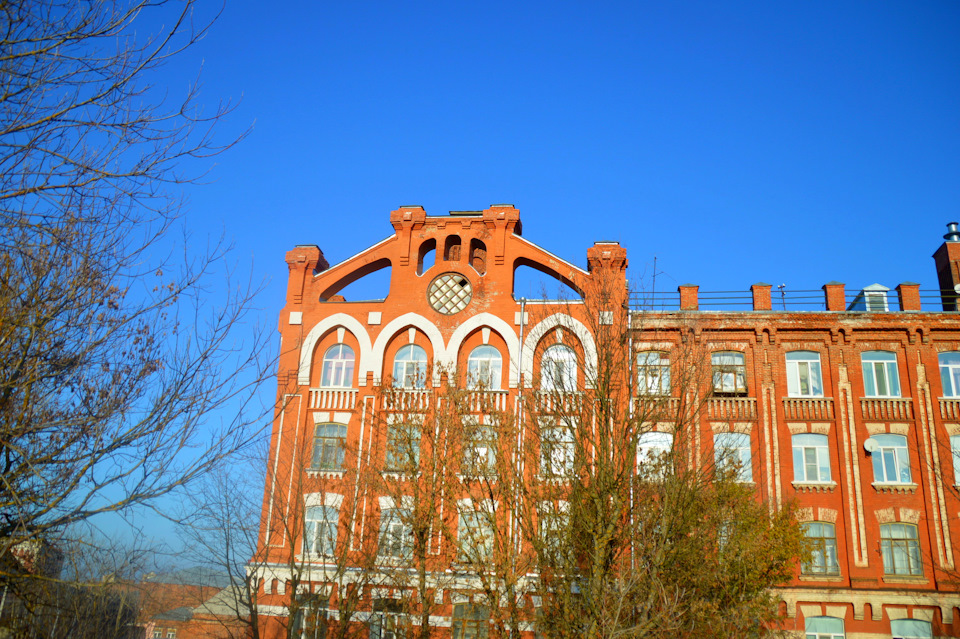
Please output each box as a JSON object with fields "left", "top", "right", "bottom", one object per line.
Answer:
{"left": 123, "top": 0, "right": 959, "bottom": 550}
{"left": 169, "top": 0, "right": 959, "bottom": 302}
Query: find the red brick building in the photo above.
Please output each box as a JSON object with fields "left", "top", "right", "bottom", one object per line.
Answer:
{"left": 253, "top": 206, "right": 960, "bottom": 638}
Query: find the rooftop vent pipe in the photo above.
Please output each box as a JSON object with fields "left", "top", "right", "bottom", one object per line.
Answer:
{"left": 945, "top": 222, "right": 960, "bottom": 242}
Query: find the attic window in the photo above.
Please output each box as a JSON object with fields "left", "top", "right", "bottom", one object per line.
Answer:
{"left": 865, "top": 291, "right": 888, "bottom": 312}
{"left": 846, "top": 284, "right": 890, "bottom": 312}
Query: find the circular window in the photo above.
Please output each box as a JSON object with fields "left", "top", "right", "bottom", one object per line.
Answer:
{"left": 428, "top": 272, "right": 472, "bottom": 314}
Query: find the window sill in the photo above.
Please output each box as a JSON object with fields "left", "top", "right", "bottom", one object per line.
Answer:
{"left": 872, "top": 482, "right": 917, "bottom": 494}
{"left": 882, "top": 574, "right": 926, "bottom": 585}
{"left": 792, "top": 481, "right": 837, "bottom": 493}
{"left": 307, "top": 469, "right": 345, "bottom": 479}
{"left": 798, "top": 573, "right": 843, "bottom": 582}
{"left": 381, "top": 471, "right": 416, "bottom": 480}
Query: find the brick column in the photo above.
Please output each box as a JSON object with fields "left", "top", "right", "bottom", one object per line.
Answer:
{"left": 896, "top": 282, "right": 921, "bottom": 311}
{"left": 822, "top": 282, "right": 845, "bottom": 311}
{"left": 751, "top": 283, "right": 772, "bottom": 311}
{"left": 679, "top": 284, "right": 699, "bottom": 311}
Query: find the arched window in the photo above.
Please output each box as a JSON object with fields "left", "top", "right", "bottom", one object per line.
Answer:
{"left": 861, "top": 351, "right": 900, "bottom": 397}
{"left": 321, "top": 344, "right": 355, "bottom": 387}
{"left": 880, "top": 523, "right": 922, "bottom": 576}
{"left": 711, "top": 351, "right": 746, "bottom": 395}
{"left": 805, "top": 616, "right": 844, "bottom": 639}
{"left": 541, "top": 344, "right": 577, "bottom": 392}
{"left": 891, "top": 619, "right": 932, "bottom": 639}
{"left": 312, "top": 424, "right": 347, "bottom": 470}
{"left": 393, "top": 344, "right": 427, "bottom": 389}
{"left": 871, "top": 434, "right": 911, "bottom": 484}
{"left": 939, "top": 352, "right": 960, "bottom": 397}
{"left": 467, "top": 345, "right": 502, "bottom": 389}
{"left": 801, "top": 522, "right": 839, "bottom": 575}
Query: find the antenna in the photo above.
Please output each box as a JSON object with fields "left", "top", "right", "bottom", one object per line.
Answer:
{"left": 778, "top": 284, "right": 786, "bottom": 310}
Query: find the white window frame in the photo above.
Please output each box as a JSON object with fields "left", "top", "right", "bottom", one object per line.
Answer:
{"left": 378, "top": 508, "right": 412, "bottom": 560}
{"left": 891, "top": 619, "right": 933, "bottom": 639}
{"left": 320, "top": 343, "right": 355, "bottom": 388}
{"left": 637, "top": 431, "right": 673, "bottom": 477}
{"left": 393, "top": 344, "right": 428, "bottom": 389}
{"left": 540, "top": 344, "right": 577, "bottom": 392}
{"left": 792, "top": 433, "right": 831, "bottom": 483}
{"left": 871, "top": 434, "right": 911, "bottom": 484}
{"left": 805, "top": 616, "right": 844, "bottom": 639}
{"left": 861, "top": 351, "right": 901, "bottom": 398}
{"left": 637, "top": 351, "right": 670, "bottom": 395}
{"left": 540, "top": 420, "right": 575, "bottom": 478}
{"left": 952, "top": 435, "right": 960, "bottom": 485}
{"left": 711, "top": 351, "right": 747, "bottom": 395}
{"left": 940, "top": 352, "right": 960, "bottom": 397}
{"left": 467, "top": 345, "right": 502, "bottom": 390}
{"left": 801, "top": 521, "right": 840, "bottom": 576}
{"left": 786, "top": 351, "right": 824, "bottom": 398}
{"left": 385, "top": 420, "right": 421, "bottom": 471}
{"left": 304, "top": 505, "right": 338, "bottom": 556}
{"left": 538, "top": 500, "right": 569, "bottom": 557}
{"left": 312, "top": 423, "right": 347, "bottom": 470}
{"left": 880, "top": 523, "right": 923, "bottom": 576}
{"left": 458, "top": 508, "right": 495, "bottom": 563}
{"left": 463, "top": 417, "right": 496, "bottom": 476}
{"left": 714, "top": 432, "right": 752, "bottom": 482}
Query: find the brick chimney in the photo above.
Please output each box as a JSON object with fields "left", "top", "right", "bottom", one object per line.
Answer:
{"left": 933, "top": 222, "right": 960, "bottom": 311}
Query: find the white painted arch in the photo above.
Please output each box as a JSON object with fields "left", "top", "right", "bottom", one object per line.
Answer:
{"left": 443, "top": 313, "right": 521, "bottom": 389}
{"left": 369, "top": 312, "right": 447, "bottom": 386}
{"left": 298, "top": 313, "right": 373, "bottom": 386}
{"left": 521, "top": 313, "right": 598, "bottom": 389}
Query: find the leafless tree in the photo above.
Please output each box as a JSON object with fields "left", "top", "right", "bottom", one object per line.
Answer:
{"left": 0, "top": 0, "right": 265, "bottom": 609}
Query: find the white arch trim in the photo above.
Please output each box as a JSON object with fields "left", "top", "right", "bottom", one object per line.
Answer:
{"left": 443, "top": 313, "right": 521, "bottom": 389}
{"left": 298, "top": 313, "right": 374, "bottom": 386}
{"left": 521, "top": 313, "right": 598, "bottom": 389}
{"left": 370, "top": 312, "right": 447, "bottom": 386}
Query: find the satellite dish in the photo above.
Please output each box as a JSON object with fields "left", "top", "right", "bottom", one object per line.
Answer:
{"left": 864, "top": 437, "right": 880, "bottom": 453}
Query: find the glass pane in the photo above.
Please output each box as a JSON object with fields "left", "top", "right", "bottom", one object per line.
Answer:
{"left": 875, "top": 363, "right": 888, "bottom": 396}
{"left": 887, "top": 363, "right": 901, "bottom": 396}
{"left": 809, "top": 362, "right": 823, "bottom": 396}
{"left": 951, "top": 367, "right": 960, "bottom": 397}
{"left": 798, "top": 361, "right": 809, "bottom": 395}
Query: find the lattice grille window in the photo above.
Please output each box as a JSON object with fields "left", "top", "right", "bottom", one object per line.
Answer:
{"left": 428, "top": 273, "right": 472, "bottom": 314}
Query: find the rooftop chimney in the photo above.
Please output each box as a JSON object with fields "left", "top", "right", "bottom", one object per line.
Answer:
{"left": 933, "top": 222, "right": 960, "bottom": 310}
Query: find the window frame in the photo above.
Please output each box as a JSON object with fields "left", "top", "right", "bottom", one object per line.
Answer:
{"left": 384, "top": 420, "right": 421, "bottom": 472}
{"left": 540, "top": 420, "right": 575, "bottom": 478}
{"left": 879, "top": 523, "right": 923, "bottom": 576}
{"left": 451, "top": 603, "right": 490, "bottom": 639}
{"left": 951, "top": 435, "right": 960, "bottom": 485}
{"left": 714, "top": 432, "right": 752, "bottom": 482}
{"left": 463, "top": 417, "right": 497, "bottom": 477}
{"left": 890, "top": 619, "right": 933, "bottom": 639}
{"left": 801, "top": 521, "right": 840, "bottom": 576}
{"left": 861, "top": 351, "right": 901, "bottom": 398}
{"left": 378, "top": 508, "right": 413, "bottom": 560}
{"left": 637, "top": 351, "right": 670, "bottom": 396}
{"left": 312, "top": 423, "right": 347, "bottom": 471}
{"left": 870, "top": 434, "right": 912, "bottom": 484}
{"left": 466, "top": 345, "right": 502, "bottom": 390}
{"left": 393, "top": 344, "right": 428, "bottom": 389}
{"left": 458, "top": 509, "right": 494, "bottom": 563}
{"left": 711, "top": 351, "right": 747, "bottom": 395}
{"left": 540, "top": 344, "right": 578, "bottom": 392}
{"left": 940, "top": 352, "right": 960, "bottom": 397}
{"left": 320, "top": 343, "right": 355, "bottom": 388}
{"left": 786, "top": 351, "right": 824, "bottom": 398}
{"left": 792, "top": 433, "right": 832, "bottom": 483}
{"left": 805, "top": 616, "right": 844, "bottom": 639}
{"left": 304, "top": 505, "right": 338, "bottom": 556}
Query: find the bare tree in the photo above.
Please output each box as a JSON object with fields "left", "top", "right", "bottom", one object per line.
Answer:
{"left": 0, "top": 0, "right": 265, "bottom": 607}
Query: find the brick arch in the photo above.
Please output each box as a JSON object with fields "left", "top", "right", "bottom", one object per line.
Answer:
{"left": 443, "top": 313, "right": 520, "bottom": 388}
{"left": 298, "top": 313, "right": 373, "bottom": 386}
{"left": 521, "top": 313, "right": 598, "bottom": 389}
{"left": 370, "top": 312, "right": 446, "bottom": 386}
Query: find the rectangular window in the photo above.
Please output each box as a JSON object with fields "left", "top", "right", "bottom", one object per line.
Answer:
{"left": 861, "top": 351, "right": 901, "bottom": 397}
{"left": 463, "top": 418, "right": 496, "bottom": 476}
{"left": 304, "top": 505, "right": 338, "bottom": 555}
{"left": 714, "top": 432, "right": 752, "bottom": 482}
{"left": 805, "top": 616, "right": 844, "bottom": 639}
{"left": 870, "top": 434, "right": 911, "bottom": 484}
{"left": 637, "top": 352, "right": 670, "bottom": 395}
{"left": 540, "top": 421, "right": 575, "bottom": 477}
{"left": 786, "top": 351, "right": 824, "bottom": 397}
{"left": 378, "top": 508, "right": 412, "bottom": 560}
{"left": 458, "top": 509, "right": 494, "bottom": 563}
{"left": 538, "top": 501, "right": 569, "bottom": 557}
{"left": 952, "top": 435, "right": 960, "bottom": 485}
{"left": 891, "top": 619, "right": 933, "bottom": 639}
{"left": 312, "top": 424, "right": 347, "bottom": 470}
{"left": 711, "top": 352, "right": 747, "bottom": 395}
{"left": 385, "top": 421, "right": 420, "bottom": 471}
{"left": 939, "top": 352, "right": 960, "bottom": 397}
{"left": 792, "top": 433, "right": 831, "bottom": 483}
{"left": 801, "top": 522, "right": 840, "bottom": 575}
{"left": 369, "top": 598, "right": 406, "bottom": 639}
{"left": 880, "top": 523, "right": 922, "bottom": 576}
{"left": 451, "top": 603, "right": 490, "bottom": 639}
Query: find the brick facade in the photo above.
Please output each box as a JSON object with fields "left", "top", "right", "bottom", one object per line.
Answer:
{"left": 254, "top": 207, "right": 960, "bottom": 638}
